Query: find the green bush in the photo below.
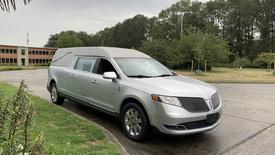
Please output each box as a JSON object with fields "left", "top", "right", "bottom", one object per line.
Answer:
{"left": 0, "top": 81, "right": 44, "bottom": 155}
{"left": 214, "top": 63, "right": 234, "bottom": 68}
{"left": 233, "top": 57, "right": 252, "bottom": 68}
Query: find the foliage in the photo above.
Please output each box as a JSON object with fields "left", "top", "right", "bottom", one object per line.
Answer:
{"left": 45, "top": 31, "right": 93, "bottom": 48}
{"left": 0, "top": 82, "right": 121, "bottom": 154}
{"left": 256, "top": 53, "right": 275, "bottom": 64}
{"left": 44, "top": 34, "right": 59, "bottom": 48}
{"left": 91, "top": 15, "right": 151, "bottom": 48}
{"left": 255, "top": 52, "right": 275, "bottom": 72}
{"left": 42, "top": 0, "right": 275, "bottom": 69}
{"left": 139, "top": 39, "right": 176, "bottom": 68}
{"left": 0, "top": 0, "right": 30, "bottom": 12}
{"left": 0, "top": 81, "right": 44, "bottom": 155}
{"left": 57, "top": 31, "right": 83, "bottom": 48}
{"left": 233, "top": 57, "right": 251, "bottom": 68}
{"left": 139, "top": 31, "right": 230, "bottom": 70}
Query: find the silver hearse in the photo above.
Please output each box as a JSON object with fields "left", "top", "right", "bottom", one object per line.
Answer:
{"left": 47, "top": 47, "right": 222, "bottom": 141}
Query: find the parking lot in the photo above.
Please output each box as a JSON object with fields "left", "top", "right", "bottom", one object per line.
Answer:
{"left": 0, "top": 69, "right": 275, "bottom": 155}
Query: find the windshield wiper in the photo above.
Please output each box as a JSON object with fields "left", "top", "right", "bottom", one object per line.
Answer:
{"left": 128, "top": 75, "right": 153, "bottom": 78}
{"left": 155, "top": 74, "right": 174, "bottom": 77}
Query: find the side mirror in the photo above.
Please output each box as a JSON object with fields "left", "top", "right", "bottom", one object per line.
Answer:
{"left": 103, "top": 72, "right": 117, "bottom": 80}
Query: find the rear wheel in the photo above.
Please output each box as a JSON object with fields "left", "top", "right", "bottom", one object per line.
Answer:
{"left": 122, "top": 102, "right": 150, "bottom": 141}
{"left": 50, "top": 83, "right": 64, "bottom": 105}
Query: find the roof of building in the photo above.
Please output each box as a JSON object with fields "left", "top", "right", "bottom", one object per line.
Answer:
{"left": 0, "top": 44, "right": 57, "bottom": 50}
{"left": 57, "top": 47, "right": 150, "bottom": 58}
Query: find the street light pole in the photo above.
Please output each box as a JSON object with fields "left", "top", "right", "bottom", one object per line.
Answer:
{"left": 177, "top": 11, "right": 191, "bottom": 39}
{"left": 180, "top": 13, "right": 184, "bottom": 38}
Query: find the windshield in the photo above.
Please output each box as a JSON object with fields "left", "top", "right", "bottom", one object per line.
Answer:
{"left": 115, "top": 58, "right": 175, "bottom": 78}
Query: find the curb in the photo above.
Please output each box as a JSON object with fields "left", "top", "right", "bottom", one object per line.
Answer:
{"left": 2, "top": 80, "right": 129, "bottom": 155}
{"left": 47, "top": 101, "right": 129, "bottom": 155}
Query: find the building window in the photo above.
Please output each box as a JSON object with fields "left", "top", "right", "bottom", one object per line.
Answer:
{"left": 36, "top": 59, "right": 39, "bottom": 64}
{"left": 10, "top": 58, "right": 13, "bottom": 63}
{"left": 46, "top": 51, "right": 49, "bottom": 55}
{"left": 6, "top": 58, "right": 9, "bottom": 64}
{"left": 1, "top": 49, "right": 4, "bottom": 53}
{"left": 14, "top": 59, "right": 17, "bottom": 63}
{"left": 14, "top": 50, "right": 17, "bottom": 54}
{"left": 29, "top": 51, "right": 31, "bottom": 55}
{"left": 21, "top": 49, "right": 25, "bottom": 55}
{"left": 2, "top": 58, "right": 5, "bottom": 63}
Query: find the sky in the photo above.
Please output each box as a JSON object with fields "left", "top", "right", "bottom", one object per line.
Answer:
{"left": 0, "top": 0, "right": 209, "bottom": 47}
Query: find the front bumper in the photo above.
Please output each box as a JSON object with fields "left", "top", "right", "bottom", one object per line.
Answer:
{"left": 149, "top": 99, "right": 222, "bottom": 135}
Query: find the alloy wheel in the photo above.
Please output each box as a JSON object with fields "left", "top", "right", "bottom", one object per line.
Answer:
{"left": 51, "top": 86, "right": 57, "bottom": 103}
{"left": 124, "top": 108, "right": 143, "bottom": 136}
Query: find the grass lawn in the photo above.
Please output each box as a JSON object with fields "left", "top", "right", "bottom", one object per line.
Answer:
{"left": 0, "top": 82, "right": 121, "bottom": 155}
{"left": 177, "top": 67, "right": 275, "bottom": 83}
{"left": 0, "top": 65, "right": 48, "bottom": 71}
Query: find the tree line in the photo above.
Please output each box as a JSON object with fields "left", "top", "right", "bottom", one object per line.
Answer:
{"left": 44, "top": 0, "right": 275, "bottom": 70}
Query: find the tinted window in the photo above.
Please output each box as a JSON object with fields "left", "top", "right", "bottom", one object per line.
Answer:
{"left": 95, "top": 59, "right": 116, "bottom": 75}
{"left": 74, "top": 57, "right": 96, "bottom": 72}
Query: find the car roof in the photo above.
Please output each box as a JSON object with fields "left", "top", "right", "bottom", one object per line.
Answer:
{"left": 51, "top": 47, "right": 151, "bottom": 67}
{"left": 56, "top": 47, "right": 150, "bottom": 58}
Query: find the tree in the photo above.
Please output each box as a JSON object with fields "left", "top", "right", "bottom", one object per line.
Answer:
{"left": 139, "top": 39, "right": 176, "bottom": 68}
{"left": 178, "top": 31, "right": 229, "bottom": 71}
{"left": 256, "top": 53, "right": 275, "bottom": 70}
{"left": 44, "top": 34, "right": 59, "bottom": 48}
{"left": 0, "top": 0, "right": 30, "bottom": 12}
{"left": 45, "top": 31, "right": 93, "bottom": 48}
{"left": 57, "top": 32, "right": 83, "bottom": 48}
{"left": 90, "top": 15, "right": 150, "bottom": 49}
{"left": 76, "top": 31, "right": 93, "bottom": 46}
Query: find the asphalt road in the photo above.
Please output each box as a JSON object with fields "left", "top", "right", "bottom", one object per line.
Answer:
{"left": 1, "top": 69, "right": 275, "bottom": 155}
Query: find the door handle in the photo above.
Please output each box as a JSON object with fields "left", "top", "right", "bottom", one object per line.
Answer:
{"left": 91, "top": 80, "right": 98, "bottom": 84}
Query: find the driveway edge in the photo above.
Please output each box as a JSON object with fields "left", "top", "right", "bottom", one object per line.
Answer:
{"left": 50, "top": 103, "right": 129, "bottom": 155}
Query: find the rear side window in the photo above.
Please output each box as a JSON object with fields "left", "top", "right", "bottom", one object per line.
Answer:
{"left": 74, "top": 57, "right": 96, "bottom": 72}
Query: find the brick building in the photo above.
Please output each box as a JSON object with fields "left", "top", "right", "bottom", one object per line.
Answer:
{"left": 0, "top": 45, "right": 57, "bottom": 66}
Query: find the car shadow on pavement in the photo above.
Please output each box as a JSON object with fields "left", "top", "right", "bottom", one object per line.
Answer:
{"left": 60, "top": 100, "right": 219, "bottom": 155}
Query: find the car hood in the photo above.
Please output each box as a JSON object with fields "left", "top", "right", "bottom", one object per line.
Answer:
{"left": 123, "top": 75, "right": 217, "bottom": 99}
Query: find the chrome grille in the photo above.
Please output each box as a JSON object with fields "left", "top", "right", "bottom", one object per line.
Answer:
{"left": 178, "top": 97, "right": 210, "bottom": 113}
{"left": 211, "top": 92, "right": 220, "bottom": 109}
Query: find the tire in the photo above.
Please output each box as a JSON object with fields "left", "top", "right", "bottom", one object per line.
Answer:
{"left": 50, "top": 83, "right": 65, "bottom": 105}
{"left": 121, "top": 102, "right": 150, "bottom": 141}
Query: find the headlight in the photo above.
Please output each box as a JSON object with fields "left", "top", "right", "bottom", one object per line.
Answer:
{"left": 151, "top": 95, "right": 181, "bottom": 107}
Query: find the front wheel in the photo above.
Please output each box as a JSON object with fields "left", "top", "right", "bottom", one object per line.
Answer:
{"left": 121, "top": 102, "right": 150, "bottom": 141}
{"left": 50, "top": 83, "right": 64, "bottom": 105}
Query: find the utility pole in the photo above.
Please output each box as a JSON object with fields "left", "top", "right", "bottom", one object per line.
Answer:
{"left": 27, "top": 33, "right": 30, "bottom": 47}
{"left": 177, "top": 11, "right": 191, "bottom": 39}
